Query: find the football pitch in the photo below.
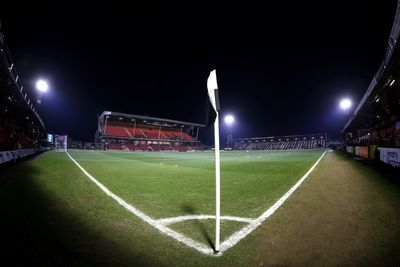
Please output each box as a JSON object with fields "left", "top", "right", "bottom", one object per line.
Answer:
{"left": 1, "top": 149, "right": 400, "bottom": 266}
{"left": 65, "top": 149, "right": 325, "bottom": 255}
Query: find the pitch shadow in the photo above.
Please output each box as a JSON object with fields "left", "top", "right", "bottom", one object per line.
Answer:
{"left": 180, "top": 204, "right": 215, "bottom": 251}
{"left": 0, "top": 159, "right": 162, "bottom": 266}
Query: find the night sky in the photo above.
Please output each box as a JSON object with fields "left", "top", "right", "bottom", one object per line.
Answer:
{"left": 0, "top": 1, "right": 397, "bottom": 144}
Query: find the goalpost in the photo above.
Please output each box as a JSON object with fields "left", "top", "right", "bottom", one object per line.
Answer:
{"left": 54, "top": 135, "right": 68, "bottom": 152}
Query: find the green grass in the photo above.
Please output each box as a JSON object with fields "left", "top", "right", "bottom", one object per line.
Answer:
{"left": 0, "top": 149, "right": 323, "bottom": 265}
{"left": 1, "top": 149, "right": 399, "bottom": 266}
{"left": 68, "top": 149, "right": 323, "bottom": 219}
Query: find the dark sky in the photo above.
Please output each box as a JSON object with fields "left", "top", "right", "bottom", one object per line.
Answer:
{"left": 0, "top": 1, "right": 397, "bottom": 143}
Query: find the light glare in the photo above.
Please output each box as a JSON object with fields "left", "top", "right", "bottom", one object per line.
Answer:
{"left": 36, "top": 80, "right": 48, "bottom": 93}
{"left": 224, "top": 115, "right": 235, "bottom": 124}
{"left": 340, "top": 99, "right": 351, "bottom": 110}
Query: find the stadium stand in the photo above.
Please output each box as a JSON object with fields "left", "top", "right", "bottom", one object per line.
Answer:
{"left": 342, "top": 4, "right": 400, "bottom": 167}
{"left": 0, "top": 22, "right": 45, "bottom": 163}
{"left": 95, "top": 111, "right": 204, "bottom": 151}
{"left": 234, "top": 134, "right": 327, "bottom": 151}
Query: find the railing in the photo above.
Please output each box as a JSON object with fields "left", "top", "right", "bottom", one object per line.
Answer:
{"left": 0, "top": 24, "right": 45, "bottom": 129}
{"left": 342, "top": 0, "right": 400, "bottom": 133}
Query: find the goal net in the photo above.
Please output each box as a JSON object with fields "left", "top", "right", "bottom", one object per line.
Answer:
{"left": 54, "top": 135, "right": 68, "bottom": 152}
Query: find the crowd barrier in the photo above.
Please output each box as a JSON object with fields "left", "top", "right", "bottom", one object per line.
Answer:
{"left": 378, "top": 147, "right": 400, "bottom": 167}
{"left": 0, "top": 149, "right": 39, "bottom": 164}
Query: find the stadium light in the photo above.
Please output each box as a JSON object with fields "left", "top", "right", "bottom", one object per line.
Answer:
{"left": 224, "top": 115, "right": 235, "bottom": 149}
{"left": 340, "top": 98, "right": 352, "bottom": 110}
{"left": 36, "top": 79, "right": 49, "bottom": 93}
{"left": 36, "top": 79, "right": 49, "bottom": 104}
{"left": 224, "top": 115, "right": 235, "bottom": 125}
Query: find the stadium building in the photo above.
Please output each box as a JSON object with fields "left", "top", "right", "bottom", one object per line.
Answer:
{"left": 233, "top": 134, "right": 327, "bottom": 150}
{"left": 2, "top": 3, "right": 400, "bottom": 265}
{"left": 95, "top": 111, "right": 205, "bottom": 151}
{"left": 0, "top": 24, "right": 45, "bottom": 163}
{"left": 342, "top": 5, "right": 400, "bottom": 167}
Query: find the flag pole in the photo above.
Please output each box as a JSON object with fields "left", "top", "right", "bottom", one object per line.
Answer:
{"left": 214, "top": 111, "right": 221, "bottom": 253}
{"left": 207, "top": 69, "right": 221, "bottom": 253}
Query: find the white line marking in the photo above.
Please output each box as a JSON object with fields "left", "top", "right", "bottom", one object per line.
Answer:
{"left": 65, "top": 151, "right": 216, "bottom": 256}
{"left": 74, "top": 159, "right": 135, "bottom": 162}
{"left": 157, "top": 215, "right": 255, "bottom": 225}
{"left": 218, "top": 150, "right": 327, "bottom": 252}
{"left": 65, "top": 150, "right": 326, "bottom": 256}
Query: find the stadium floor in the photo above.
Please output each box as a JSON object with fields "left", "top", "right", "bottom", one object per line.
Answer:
{"left": 0, "top": 150, "right": 399, "bottom": 266}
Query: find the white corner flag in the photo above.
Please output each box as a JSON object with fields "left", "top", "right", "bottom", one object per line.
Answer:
{"left": 207, "top": 69, "right": 221, "bottom": 253}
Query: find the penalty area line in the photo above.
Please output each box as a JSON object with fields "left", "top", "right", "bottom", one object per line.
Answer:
{"left": 65, "top": 151, "right": 216, "bottom": 256}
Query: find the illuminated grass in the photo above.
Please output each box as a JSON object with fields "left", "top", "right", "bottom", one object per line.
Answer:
{"left": 68, "top": 149, "right": 324, "bottom": 219}
{"left": 1, "top": 150, "right": 399, "bottom": 265}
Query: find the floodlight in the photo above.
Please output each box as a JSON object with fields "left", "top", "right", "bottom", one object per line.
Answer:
{"left": 224, "top": 115, "right": 234, "bottom": 124}
{"left": 36, "top": 79, "right": 49, "bottom": 93}
{"left": 340, "top": 99, "right": 351, "bottom": 110}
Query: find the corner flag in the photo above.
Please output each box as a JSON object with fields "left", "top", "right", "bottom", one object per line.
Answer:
{"left": 207, "top": 70, "right": 221, "bottom": 114}
{"left": 207, "top": 69, "right": 221, "bottom": 253}
{"left": 205, "top": 70, "right": 220, "bottom": 127}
